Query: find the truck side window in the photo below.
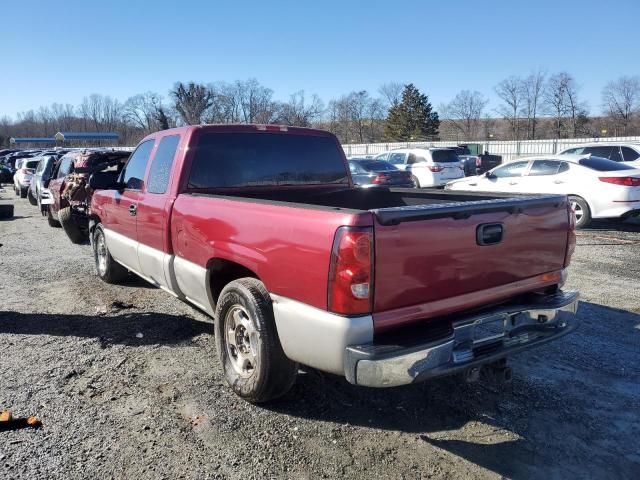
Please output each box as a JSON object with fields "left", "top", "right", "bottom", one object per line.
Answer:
{"left": 121, "top": 140, "right": 155, "bottom": 191}
{"left": 147, "top": 135, "right": 180, "bottom": 194}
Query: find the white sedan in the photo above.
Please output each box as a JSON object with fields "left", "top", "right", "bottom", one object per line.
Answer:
{"left": 445, "top": 154, "right": 640, "bottom": 228}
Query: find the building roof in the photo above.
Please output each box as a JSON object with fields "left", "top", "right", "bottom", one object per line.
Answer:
{"left": 10, "top": 137, "right": 56, "bottom": 144}
{"left": 54, "top": 132, "right": 119, "bottom": 141}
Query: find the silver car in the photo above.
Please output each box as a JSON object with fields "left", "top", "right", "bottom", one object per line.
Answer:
{"left": 28, "top": 155, "right": 58, "bottom": 212}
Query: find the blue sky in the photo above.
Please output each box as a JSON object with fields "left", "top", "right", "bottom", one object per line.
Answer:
{"left": 1, "top": 0, "right": 638, "bottom": 118}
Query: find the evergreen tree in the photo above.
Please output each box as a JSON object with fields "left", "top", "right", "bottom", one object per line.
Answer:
{"left": 384, "top": 84, "right": 439, "bottom": 141}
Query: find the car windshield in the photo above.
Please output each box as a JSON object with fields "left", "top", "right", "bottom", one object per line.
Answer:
{"left": 432, "top": 149, "right": 460, "bottom": 163}
{"left": 578, "top": 157, "right": 636, "bottom": 171}
{"left": 357, "top": 160, "right": 398, "bottom": 171}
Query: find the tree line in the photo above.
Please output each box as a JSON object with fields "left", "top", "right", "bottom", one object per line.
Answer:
{"left": 2, "top": 73, "right": 639, "bottom": 147}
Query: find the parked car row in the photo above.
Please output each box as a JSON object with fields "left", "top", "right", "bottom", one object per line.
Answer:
{"left": 446, "top": 146, "right": 640, "bottom": 228}
{"left": 1, "top": 148, "right": 130, "bottom": 243}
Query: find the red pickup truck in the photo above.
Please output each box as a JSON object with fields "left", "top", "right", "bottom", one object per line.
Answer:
{"left": 88, "top": 124, "right": 579, "bottom": 403}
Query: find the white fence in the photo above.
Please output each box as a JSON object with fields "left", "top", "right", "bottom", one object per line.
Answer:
{"left": 342, "top": 136, "right": 640, "bottom": 162}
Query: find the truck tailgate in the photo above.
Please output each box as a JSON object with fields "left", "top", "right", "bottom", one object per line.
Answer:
{"left": 371, "top": 196, "right": 569, "bottom": 331}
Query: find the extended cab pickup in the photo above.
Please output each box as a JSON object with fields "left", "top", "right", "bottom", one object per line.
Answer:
{"left": 88, "top": 124, "right": 579, "bottom": 402}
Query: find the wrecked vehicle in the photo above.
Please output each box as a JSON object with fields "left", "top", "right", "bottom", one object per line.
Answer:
{"left": 46, "top": 149, "right": 130, "bottom": 243}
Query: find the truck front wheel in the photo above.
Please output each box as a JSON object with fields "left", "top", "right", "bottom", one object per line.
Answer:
{"left": 215, "top": 278, "right": 298, "bottom": 403}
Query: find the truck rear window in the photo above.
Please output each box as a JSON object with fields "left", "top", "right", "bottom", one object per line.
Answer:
{"left": 188, "top": 133, "right": 349, "bottom": 188}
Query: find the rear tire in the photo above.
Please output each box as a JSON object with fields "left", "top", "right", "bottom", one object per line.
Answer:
{"left": 59, "top": 206, "right": 89, "bottom": 244}
{"left": 569, "top": 195, "right": 591, "bottom": 229}
{"left": 14, "top": 186, "right": 19, "bottom": 196}
{"left": 27, "top": 188, "right": 37, "bottom": 206}
{"left": 20, "top": 187, "right": 28, "bottom": 198}
{"left": 411, "top": 175, "right": 421, "bottom": 188}
{"left": 47, "top": 207, "right": 61, "bottom": 228}
{"left": 215, "top": 278, "right": 298, "bottom": 403}
{"left": 93, "top": 225, "right": 128, "bottom": 283}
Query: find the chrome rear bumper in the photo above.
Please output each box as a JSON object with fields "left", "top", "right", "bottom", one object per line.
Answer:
{"left": 344, "top": 290, "right": 579, "bottom": 387}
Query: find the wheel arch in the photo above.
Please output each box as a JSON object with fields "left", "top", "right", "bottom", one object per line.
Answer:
{"left": 207, "top": 257, "right": 262, "bottom": 308}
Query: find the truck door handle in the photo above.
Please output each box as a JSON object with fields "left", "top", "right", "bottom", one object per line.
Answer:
{"left": 129, "top": 204, "right": 137, "bottom": 216}
{"left": 554, "top": 180, "right": 564, "bottom": 184}
{"left": 508, "top": 181, "right": 518, "bottom": 185}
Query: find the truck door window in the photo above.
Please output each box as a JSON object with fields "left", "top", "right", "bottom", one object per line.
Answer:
{"left": 121, "top": 140, "right": 155, "bottom": 191}
{"left": 147, "top": 135, "right": 180, "bottom": 194}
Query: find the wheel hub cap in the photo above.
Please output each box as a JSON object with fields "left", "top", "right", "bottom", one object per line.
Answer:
{"left": 224, "top": 305, "right": 258, "bottom": 378}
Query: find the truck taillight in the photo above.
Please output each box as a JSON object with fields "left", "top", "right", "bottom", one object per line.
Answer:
{"left": 328, "top": 227, "right": 374, "bottom": 315}
{"left": 428, "top": 165, "right": 444, "bottom": 173}
{"left": 475, "top": 156, "right": 482, "bottom": 167}
{"left": 564, "top": 200, "right": 576, "bottom": 267}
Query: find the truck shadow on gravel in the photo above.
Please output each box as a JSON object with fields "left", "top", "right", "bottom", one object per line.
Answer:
{"left": 0, "top": 311, "right": 212, "bottom": 346}
{"left": 266, "top": 301, "right": 640, "bottom": 478}
{"left": 583, "top": 218, "right": 640, "bottom": 233}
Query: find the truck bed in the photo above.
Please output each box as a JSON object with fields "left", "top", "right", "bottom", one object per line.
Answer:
{"left": 183, "top": 187, "right": 570, "bottom": 332}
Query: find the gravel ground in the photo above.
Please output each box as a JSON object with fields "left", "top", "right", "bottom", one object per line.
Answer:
{"left": 1, "top": 191, "right": 639, "bottom": 480}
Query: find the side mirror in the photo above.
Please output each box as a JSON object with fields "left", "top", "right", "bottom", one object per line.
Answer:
{"left": 89, "top": 171, "right": 122, "bottom": 190}
{"left": 485, "top": 171, "right": 497, "bottom": 179}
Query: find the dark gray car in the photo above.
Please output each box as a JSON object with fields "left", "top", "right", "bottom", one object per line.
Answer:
{"left": 348, "top": 159, "right": 415, "bottom": 188}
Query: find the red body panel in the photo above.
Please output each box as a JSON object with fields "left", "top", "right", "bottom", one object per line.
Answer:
{"left": 170, "top": 194, "right": 370, "bottom": 310}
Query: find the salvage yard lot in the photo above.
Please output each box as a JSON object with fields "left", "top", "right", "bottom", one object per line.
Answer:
{"left": 1, "top": 196, "right": 639, "bottom": 480}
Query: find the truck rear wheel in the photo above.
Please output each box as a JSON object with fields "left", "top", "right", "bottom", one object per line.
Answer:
{"left": 93, "top": 225, "right": 128, "bottom": 283}
{"left": 215, "top": 278, "right": 297, "bottom": 403}
{"left": 59, "top": 206, "right": 89, "bottom": 244}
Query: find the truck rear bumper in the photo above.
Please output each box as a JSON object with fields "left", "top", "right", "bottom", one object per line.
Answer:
{"left": 344, "top": 290, "right": 579, "bottom": 387}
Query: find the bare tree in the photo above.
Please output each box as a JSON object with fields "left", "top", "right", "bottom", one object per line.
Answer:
{"left": 276, "top": 90, "right": 324, "bottom": 127}
{"left": 378, "top": 82, "right": 404, "bottom": 109}
{"left": 522, "top": 70, "right": 545, "bottom": 139}
{"left": 124, "top": 92, "right": 167, "bottom": 132}
{"left": 602, "top": 76, "right": 640, "bottom": 136}
{"left": 441, "top": 90, "right": 488, "bottom": 139}
{"left": 494, "top": 76, "right": 524, "bottom": 140}
{"left": 544, "top": 73, "right": 570, "bottom": 138}
{"left": 170, "top": 82, "right": 214, "bottom": 125}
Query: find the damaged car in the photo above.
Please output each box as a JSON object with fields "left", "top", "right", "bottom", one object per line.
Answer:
{"left": 46, "top": 149, "right": 130, "bottom": 243}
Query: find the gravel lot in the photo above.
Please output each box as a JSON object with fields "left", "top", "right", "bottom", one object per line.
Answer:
{"left": 1, "top": 191, "right": 639, "bottom": 479}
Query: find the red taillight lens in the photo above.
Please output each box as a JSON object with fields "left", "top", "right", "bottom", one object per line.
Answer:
{"left": 564, "top": 200, "right": 576, "bottom": 267}
{"left": 428, "top": 165, "right": 444, "bottom": 173}
{"left": 475, "top": 156, "right": 482, "bottom": 167}
{"left": 599, "top": 176, "right": 640, "bottom": 187}
{"left": 372, "top": 174, "right": 390, "bottom": 184}
{"left": 328, "top": 227, "right": 374, "bottom": 315}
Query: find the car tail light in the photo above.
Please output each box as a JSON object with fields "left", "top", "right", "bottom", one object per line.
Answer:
{"left": 428, "top": 165, "right": 444, "bottom": 173}
{"left": 372, "top": 174, "right": 390, "bottom": 184}
{"left": 475, "top": 156, "right": 482, "bottom": 167}
{"left": 564, "top": 200, "right": 576, "bottom": 267}
{"left": 328, "top": 227, "right": 374, "bottom": 315}
{"left": 599, "top": 176, "right": 640, "bottom": 187}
